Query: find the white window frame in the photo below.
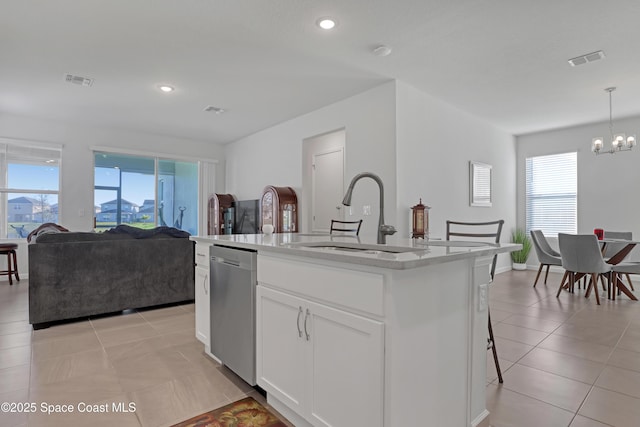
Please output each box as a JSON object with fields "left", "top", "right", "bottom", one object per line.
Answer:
{"left": 525, "top": 151, "right": 577, "bottom": 236}
{"left": 0, "top": 138, "right": 63, "bottom": 239}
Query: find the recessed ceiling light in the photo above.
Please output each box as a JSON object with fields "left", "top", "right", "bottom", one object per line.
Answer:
{"left": 372, "top": 45, "right": 392, "bottom": 57}
{"left": 316, "top": 17, "right": 337, "bottom": 30}
{"left": 158, "top": 85, "right": 175, "bottom": 93}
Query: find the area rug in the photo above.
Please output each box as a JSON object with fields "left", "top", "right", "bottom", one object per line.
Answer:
{"left": 171, "top": 397, "right": 288, "bottom": 427}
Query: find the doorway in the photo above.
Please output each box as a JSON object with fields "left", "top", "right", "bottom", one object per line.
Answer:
{"left": 303, "top": 129, "right": 345, "bottom": 233}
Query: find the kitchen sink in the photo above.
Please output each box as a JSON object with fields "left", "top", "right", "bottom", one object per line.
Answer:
{"left": 414, "top": 240, "right": 493, "bottom": 248}
{"left": 281, "top": 241, "right": 422, "bottom": 254}
{"left": 281, "top": 240, "right": 494, "bottom": 255}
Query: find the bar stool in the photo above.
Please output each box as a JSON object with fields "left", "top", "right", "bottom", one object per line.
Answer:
{"left": 0, "top": 243, "right": 20, "bottom": 285}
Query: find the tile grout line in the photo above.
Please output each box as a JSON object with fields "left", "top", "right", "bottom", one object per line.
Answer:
{"left": 489, "top": 275, "right": 640, "bottom": 426}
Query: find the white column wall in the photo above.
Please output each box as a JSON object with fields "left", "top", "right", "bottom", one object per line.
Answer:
{"left": 395, "top": 81, "right": 517, "bottom": 273}
{"left": 224, "top": 82, "right": 397, "bottom": 239}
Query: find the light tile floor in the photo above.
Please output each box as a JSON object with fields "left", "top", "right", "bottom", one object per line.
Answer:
{"left": 1, "top": 270, "right": 639, "bottom": 426}
{"left": 0, "top": 279, "right": 294, "bottom": 427}
{"left": 487, "top": 270, "right": 640, "bottom": 427}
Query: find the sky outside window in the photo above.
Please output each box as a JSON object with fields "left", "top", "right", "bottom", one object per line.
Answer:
{"left": 8, "top": 163, "right": 59, "bottom": 190}
{"left": 94, "top": 167, "right": 154, "bottom": 206}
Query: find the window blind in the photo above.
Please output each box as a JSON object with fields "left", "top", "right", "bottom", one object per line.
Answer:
{"left": 525, "top": 152, "right": 577, "bottom": 236}
{"left": 473, "top": 165, "right": 491, "bottom": 205}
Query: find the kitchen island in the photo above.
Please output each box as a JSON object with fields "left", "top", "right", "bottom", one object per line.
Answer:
{"left": 191, "top": 233, "right": 519, "bottom": 427}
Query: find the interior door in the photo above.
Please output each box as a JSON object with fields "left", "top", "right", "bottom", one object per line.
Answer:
{"left": 312, "top": 147, "right": 344, "bottom": 233}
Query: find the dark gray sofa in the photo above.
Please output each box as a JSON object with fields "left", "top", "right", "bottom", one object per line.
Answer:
{"left": 28, "top": 227, "right": 195, "bottom": 328}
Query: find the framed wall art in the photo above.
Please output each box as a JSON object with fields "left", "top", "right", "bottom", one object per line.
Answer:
{"left": 469, "top": 161, "right": 492, "bottom": 207}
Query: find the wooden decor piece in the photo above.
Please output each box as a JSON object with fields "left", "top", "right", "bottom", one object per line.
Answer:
{"left": 411, "top": 198, "right": 430, "bottom": 239}
{"left": 208, "top": 193, "right": 236, "bottom": 235}
{"left": 261, "top": 186, "right": 298, "bottom": 233}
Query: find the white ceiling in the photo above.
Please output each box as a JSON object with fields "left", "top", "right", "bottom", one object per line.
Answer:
{"left": 2, "top": 0, "right": 640, "bottom": 144}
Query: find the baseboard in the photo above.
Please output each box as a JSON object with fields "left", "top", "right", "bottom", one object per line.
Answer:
{"left": 495, "top": 265, "right": 514, "bottom": 275}
{"left": 471, "top": 409, "right": 491, "bottom": 427}
{"left": 266, "top": 395, "right": 312, "bottom": 427}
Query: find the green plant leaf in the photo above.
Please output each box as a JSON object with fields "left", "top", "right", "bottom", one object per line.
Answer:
{"left": 510, "top": 229, "right": 532, "bottom": 264}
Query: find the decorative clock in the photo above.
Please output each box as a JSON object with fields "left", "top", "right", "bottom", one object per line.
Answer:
{"left": 261, "top": 186, "right": 298, "bottom": 233}
{"left": 207, "top": 193, "right": 236, "bottom": 235}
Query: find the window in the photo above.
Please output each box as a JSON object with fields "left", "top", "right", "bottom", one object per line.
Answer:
{"left": 94, "top": 152, "right": 199, "bottom": 234}
{"left": 0, "top": 140, "right": 62, "bottom": 238}
{"left": 525, "top": 152, "right": 577, "bottom": 236}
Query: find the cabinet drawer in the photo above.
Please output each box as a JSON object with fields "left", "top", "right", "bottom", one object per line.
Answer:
{"left": 258, "top": 255, "right": 384, "bottom": 317}
{"left": 195, "top": 242, "right": 212, "bottom": 268}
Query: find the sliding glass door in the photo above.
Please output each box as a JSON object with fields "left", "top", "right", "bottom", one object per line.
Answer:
{"left": 158, "top": 159, "right": 198, "bottom": 234}
{"left": 94, "top": 152, "right": 198, "bottom": 234}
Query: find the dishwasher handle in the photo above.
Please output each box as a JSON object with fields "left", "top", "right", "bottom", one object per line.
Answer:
{"left": 211, "top": 255, "right": 241, "bottom": 268}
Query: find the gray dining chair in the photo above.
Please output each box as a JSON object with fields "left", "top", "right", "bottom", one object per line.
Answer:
{"left": 530, "top": 230, "right": 562, "bottom": 287}
{"left": 611, "top": 262, "right": 640, "bottom": 300}
{"left": 604, "top": 231, "right": 635, "bottom": 291}
{"left": 557, "top": 233, "right": 611, "bottom": 305}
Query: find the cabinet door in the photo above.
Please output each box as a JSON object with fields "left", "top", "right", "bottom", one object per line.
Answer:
{"left": 195, "top": 266, "right": 210, "bottom": 347}
{"left": 306, "top": 301, "right": 384, "bottom": 427}
{"left": 257, "top": 286, "right": 306, "bottom": 414}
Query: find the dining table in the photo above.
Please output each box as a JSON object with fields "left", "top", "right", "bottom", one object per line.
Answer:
{"left": 600, "top": 238, "right": 638, "bottom": 301}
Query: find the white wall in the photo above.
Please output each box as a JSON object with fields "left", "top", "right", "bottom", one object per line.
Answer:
{"left": 224, "top": 80, "right": 518, "bottom": 269}
{"left": 225, "top": 82, "right": 397, "bottom": 238}
{"left": 0, "top": 113, "right": 224, "bottom": 276}
{"left": 517, "top": 115, "right": 640, "bottom": 266}
{"left": 395, "top": 81, "right": 517, "bottom": 272}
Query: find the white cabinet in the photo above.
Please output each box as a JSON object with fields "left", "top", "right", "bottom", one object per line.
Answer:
{"left": 257, "top": 285, "right": 384, "bottom": 427}
{"left": 306, "top": 300, "right": 383, "bottom": 427}
{"left": 194, "top": 242, "right": 212, "bottom": 350}
{"left": 257, "top": 287, "right": 306, "bottom": 414}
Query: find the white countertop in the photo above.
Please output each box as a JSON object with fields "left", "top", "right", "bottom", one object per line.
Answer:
{"left": 191, "top": 233, "right": 520, "bottom": 270}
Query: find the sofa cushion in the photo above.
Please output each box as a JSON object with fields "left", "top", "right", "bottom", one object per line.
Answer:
{"left": 104, "top": 224, "right": 190, "bottom": 239}
{"left": 35, "top": 232, "right": 133, "bottom": 243}
{"left": 35, "top": 226, "right": 190, "bottom": 244}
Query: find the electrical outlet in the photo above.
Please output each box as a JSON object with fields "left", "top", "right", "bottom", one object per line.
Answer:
{"left": 363, "top": 205, "right": 371, "bottom": 216}
{"left": 478, "top": 284, "right": 488, "bottom": 312}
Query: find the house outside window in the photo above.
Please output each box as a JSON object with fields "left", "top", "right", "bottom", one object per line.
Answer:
{"left": 0, "top": 139, "right": 61, "bottom": 238}
{"left": 525, "top": 152, "right": 577, "bottom": 236}
{"left": 94, "top": 152, "right": 198, "bottom": 234}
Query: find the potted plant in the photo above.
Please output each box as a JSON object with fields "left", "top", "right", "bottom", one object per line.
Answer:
{"left": 511, "top": 229, "right": 532, "bottom": 270}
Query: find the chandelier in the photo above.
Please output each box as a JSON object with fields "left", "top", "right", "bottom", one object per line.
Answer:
{"left": 592, "top": 87, "right": 636, "bottom": 155}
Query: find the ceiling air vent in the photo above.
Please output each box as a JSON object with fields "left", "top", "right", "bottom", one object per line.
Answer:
{"left": 64, "top": 73, "right": 94, "bottom": 87}
{"left": 568, "top": 50, "right": 605, "bottom": 67}
{"left": 204, "top": 105, "right": 226, "bottom": 114}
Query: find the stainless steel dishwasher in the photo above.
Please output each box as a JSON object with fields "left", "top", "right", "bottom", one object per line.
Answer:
{"left": 210, "top": 245, "right": 257, "bottom": 385}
